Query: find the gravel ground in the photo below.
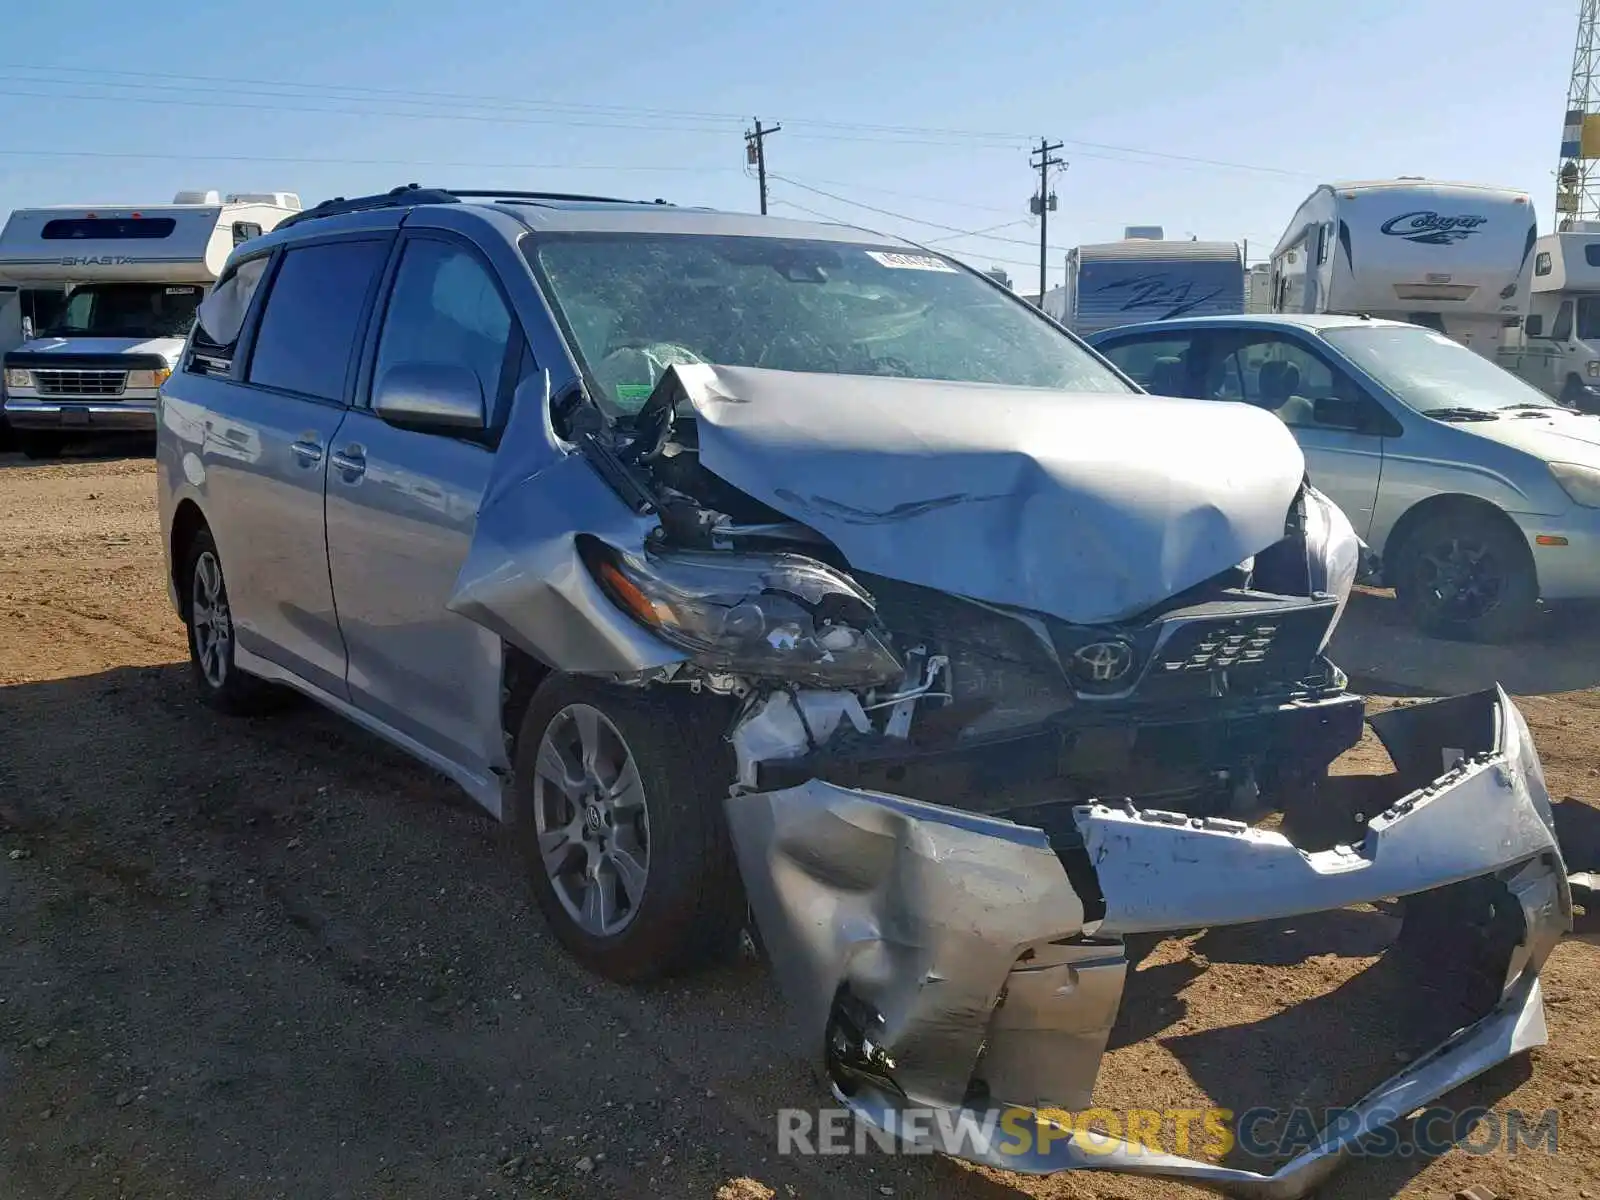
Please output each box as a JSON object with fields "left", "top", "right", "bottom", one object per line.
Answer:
{"left": 1, "top": 447, "right": 1596, "bottom": 1200}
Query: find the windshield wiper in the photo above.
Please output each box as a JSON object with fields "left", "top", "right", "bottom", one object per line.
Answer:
{"left": 1497, "top": 403, "right": 1562, "bottom": 415}
{"left": 1426, "top": 406, "right": 1501, "bottom": 422}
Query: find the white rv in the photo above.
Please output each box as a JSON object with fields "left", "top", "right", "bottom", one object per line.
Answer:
{"left": 1497, "top": 224, "right": 1600, "bottom": 409}
{"left": 1044, "top": 229, "right": 1245, "bottom": 335}
{"left": 1267, "top": 179, "right": 1537, "bottom": 359}
{"left": 0, "top": 190, "right": 300, "bottom": 456}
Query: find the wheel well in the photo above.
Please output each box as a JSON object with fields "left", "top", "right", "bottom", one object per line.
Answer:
{"left": 169, "top": 500, "right": 209, "bottom": 617}
{"left": 502, "top": 643, "right": 552, "bottom": 741}
{"left": 1380, "top": 494, "right": 1534, "bottom": 585}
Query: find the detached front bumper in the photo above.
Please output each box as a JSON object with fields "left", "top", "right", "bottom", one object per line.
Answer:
{"left": 724, "top": 687, "right": 1572, "bottom": 1199}
{"left": 3, "top": 395, "right": 158, "bottom": 432}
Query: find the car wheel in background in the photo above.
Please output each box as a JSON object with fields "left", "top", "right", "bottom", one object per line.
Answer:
{"left": 512, "top": 674, "right": 746, "bottom": 983}
{"left": 1391, "top": 508, "right": 1538, "bottom": 643}
{"left": 181, "top": 526, "right": 278, "bottom": 715}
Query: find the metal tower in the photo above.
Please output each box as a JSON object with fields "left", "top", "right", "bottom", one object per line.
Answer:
{"left": 1558, "top": 0, "right": 1600, "bottom": 227}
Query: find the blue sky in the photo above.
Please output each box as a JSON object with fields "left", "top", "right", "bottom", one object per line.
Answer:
{"left": 0, "top": 0, "right": 1579, "bottom": 289}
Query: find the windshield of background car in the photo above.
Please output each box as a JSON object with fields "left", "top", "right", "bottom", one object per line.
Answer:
{"left": 1320, "top": 323, "right": 1561, "bottom": 413}
{"left": 47, "top": 282, "right": 204, "bottom": 341}
{"left": 527, "top": 233, "right": 1133, "bottom": 413}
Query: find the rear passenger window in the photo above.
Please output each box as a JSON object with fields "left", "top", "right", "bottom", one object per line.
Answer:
{"left": 189, "top": 255, "right": 270, "bottom": 376}
{"left": 247, "top": 240, "right": 389, "bottom": 402}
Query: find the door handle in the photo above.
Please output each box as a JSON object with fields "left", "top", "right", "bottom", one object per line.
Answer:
{"left": 330, "top": 446, "right": 367, "bottom": 477}
{"left": 289, "top": 438, "right": 324, "bottom": 466}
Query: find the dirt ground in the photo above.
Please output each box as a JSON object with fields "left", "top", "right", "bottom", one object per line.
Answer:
{"left": 1, "top": 445, "right": 1596, "bottom": 1200}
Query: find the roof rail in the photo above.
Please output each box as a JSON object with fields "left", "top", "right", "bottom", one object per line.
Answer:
{"left": 445, "top": 189, "right": 672, "bottom": 206}
{"left": 276, "top": 184, "right": 674, "bottom": 231}
{"left": 276, "top": 184, "right": 459, "bottom": 229}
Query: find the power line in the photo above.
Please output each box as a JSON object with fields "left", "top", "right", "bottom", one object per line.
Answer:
{"left": 0, "top": 146, "right": 740, "bottom": 174}
{"left": 920, "top": 218, "right": 1034, "bottom": 244}
{"left": 775, "top": 175, "right": 1017, "bottom": 215}
{"left": 767, "top": 197, "right": 1061, "bottom": 273}
{"left": 768, "top": 174, "right": 1048, "bottom": 246}
{"left": 0, "top": 66, "right": 1319, "bottom": 175}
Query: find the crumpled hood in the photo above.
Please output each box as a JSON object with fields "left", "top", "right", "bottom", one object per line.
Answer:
{"left": 1459, "top": 405, "right": 1600, "bottom": 465}
{"left": 664, "top": 364, "right": 1307, "bottom": 626}
{"left": 8, "top": 335, "right": 184, "bottom": 364}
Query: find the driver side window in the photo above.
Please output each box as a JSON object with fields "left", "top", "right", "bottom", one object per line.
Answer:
{"left": 1208, "top": 336, "right": 1366, "bottom": 432}
{"left": 373, "top": 238, "right": 515, "bottom": 423}
{"left": 1553, "top": 300, "right": 1575, "bottom": 344}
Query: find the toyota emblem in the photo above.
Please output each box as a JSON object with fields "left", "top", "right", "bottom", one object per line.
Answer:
{"left": 1072, "top": 640, "right": 1135, "bottom": 684}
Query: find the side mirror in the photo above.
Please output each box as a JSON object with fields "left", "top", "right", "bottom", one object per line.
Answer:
{"left": 373, "top": 362, "right": 486, "bottom": 434}
{"left": 1312, "top": 395, "right": 1374, "bottom": 432}
{"left": 1525, "top": 315, "right": 1544, "bottom": 338}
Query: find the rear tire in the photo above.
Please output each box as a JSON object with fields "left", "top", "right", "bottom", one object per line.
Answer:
{"left": 512, "top": 675, "right": 746, "bottom": 983}
{"left": 1391, "top": 508, "right": 1538, "bottom": 643}
{"left": 181, "top": 526, "right": 278, "bottom": 715}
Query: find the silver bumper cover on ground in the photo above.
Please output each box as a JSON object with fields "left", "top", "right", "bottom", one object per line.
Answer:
{"left": 725, "top": 686, "right": 1572, "bottom": 1199}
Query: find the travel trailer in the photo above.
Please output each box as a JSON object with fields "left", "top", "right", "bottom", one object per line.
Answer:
{"left": 1044, "top": 230, "right": 1245, "bottom": 336}
{"left": 1497, "top": 224, "right": 1600, "bottom": 408}
{"left": 0, "top": 190, "right": 301, "bottom": 456}
{"left": 1267, "top": 179, "right": 1537, "bottom": 358}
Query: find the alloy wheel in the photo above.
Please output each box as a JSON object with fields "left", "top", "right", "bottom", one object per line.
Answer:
{"left": 191, "top": 550, "right": 233, "bottom": 688}
{"left": 531, "top": 703, "right": 651, "bottom": 937}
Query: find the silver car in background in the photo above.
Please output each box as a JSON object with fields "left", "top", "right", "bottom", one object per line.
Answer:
{"left": 1089, "top": 313, "right": 1600, "bottom": 641}
{"left": 155, "top": 187, "right": 1574, "bottom": 1198}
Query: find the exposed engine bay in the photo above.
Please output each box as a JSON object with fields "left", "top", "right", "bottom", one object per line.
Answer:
{"left": 561, "top": 361, "right": 1366, "bottom": 830}
{"left": 445, "top": 362, "right": 1573, "bottom": 1198}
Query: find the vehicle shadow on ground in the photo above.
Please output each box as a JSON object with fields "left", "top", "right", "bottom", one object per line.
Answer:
{"left": 0, "top": 662, "right": 1041, "bottom": 1200}
{"left": 1156, "top": 925, "right": 1532, "bottom": 1196}
{"left": 1331, "top": 589, "right": 1600, "bottom": 697}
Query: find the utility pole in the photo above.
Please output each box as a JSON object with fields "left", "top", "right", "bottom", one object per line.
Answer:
{"left": 745, "top": 118, "right": 781, "bottom": 215}
{"left": 1029, "top": 139, "right": 1065, "bottom": 304}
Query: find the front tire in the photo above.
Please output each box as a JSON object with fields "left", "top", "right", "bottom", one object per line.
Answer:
{"left": 512, "top": 675, "right": 745, "bottom": 983}
{"left": 181, "top": 526, "right": 276, "bottom": 715}
{"left": 1391, "top": 509, "right": 1538, "bottom": 643}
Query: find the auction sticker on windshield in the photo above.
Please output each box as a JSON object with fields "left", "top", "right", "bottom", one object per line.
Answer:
{"left": 865, "top": 251, "right": 958, "bottom": 272}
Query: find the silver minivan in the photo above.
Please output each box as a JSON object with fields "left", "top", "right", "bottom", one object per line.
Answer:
{"left": 1089, "top": 313, "right": 1600, "bottom": 641}
{"left": 155, "top": 186, "right": 1573, "bottom": 1198}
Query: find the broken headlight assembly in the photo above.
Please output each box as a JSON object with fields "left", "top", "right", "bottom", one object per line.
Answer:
{"left": 1302, "top": 484, "right": 1361, "bottom": 650}
{"left": 581, "top": 540, "right": 903, "bottom": 688}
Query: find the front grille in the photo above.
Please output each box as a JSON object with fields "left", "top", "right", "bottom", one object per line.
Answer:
{"left": 1049, "top": 593, "right": 1339, "bottom": 702}
{"left": 34, "top": 369, "right": 127, "bottom": 397}
{"left": 1141, "top": 597, "right": 1337, "bottom": 699}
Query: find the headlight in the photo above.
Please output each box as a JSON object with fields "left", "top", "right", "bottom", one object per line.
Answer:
{"left": 1302, "top": 485, "right": 1361, "bottom": 650}
{"left": 583, "top": 541, "right": 903, "bottom": 688}
{"left": 1549, "top": 461, "right": 1600, "bottom": 508}
{"left": 4, "top": 368, "right": 31, "bottom": 389}
{"left": 126, "top": 367, "right": 173, "bottom": 389}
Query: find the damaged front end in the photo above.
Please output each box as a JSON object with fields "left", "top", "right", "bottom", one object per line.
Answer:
{"left": 450, "top": 362, "right": 1570, "bottom": 1196}
{"left": 726, "top": 689, "right": 1571, "bottom": 1199}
